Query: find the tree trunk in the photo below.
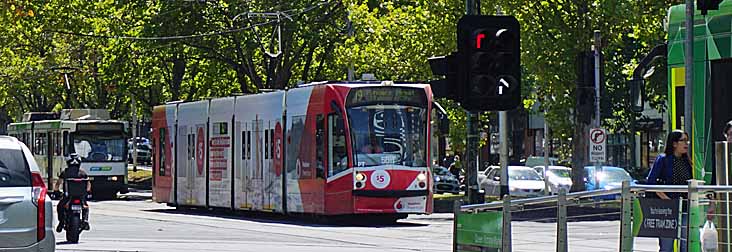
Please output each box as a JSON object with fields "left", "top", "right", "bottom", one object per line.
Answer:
{"left": 570, "top": 1, "right": 592, "bottom": 192}
{"left": 170, "top": 56, "right": 186, "bottom": 101}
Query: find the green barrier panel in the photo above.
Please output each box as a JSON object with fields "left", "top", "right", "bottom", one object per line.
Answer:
{"left": 455, "top": 211, "right": 502, "bottom": 252}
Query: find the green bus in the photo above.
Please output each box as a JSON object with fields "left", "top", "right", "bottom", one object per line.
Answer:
{"left": 7, "top": 109, "right": 129, "bottom": 199}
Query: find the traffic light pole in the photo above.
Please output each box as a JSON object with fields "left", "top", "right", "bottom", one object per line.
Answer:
{"left": 463, "top": 0, "right": 483, "bottom": 205}
{"left": 499, "top": 111, "right": 509, "bottom": 198}
{"left": 466, "top": 112, "right": 483, "bottom": 204}
{"left": 593, "top": 31, "right": 602, "bottom": 191}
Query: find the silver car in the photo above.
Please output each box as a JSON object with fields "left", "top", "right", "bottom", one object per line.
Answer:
{"left": 0, "top": 136, "right": 55, "bottom": 251}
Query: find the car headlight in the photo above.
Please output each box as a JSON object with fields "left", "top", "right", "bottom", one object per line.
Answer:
{"left": 417, "top": 173, "right": 427, "bottom": 182}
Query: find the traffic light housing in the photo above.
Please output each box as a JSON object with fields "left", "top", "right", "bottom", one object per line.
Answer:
{"left": 457, "top": 15, "right": 521, "bottom": 111}
{"left": 698, "top": 0, "right": 723, "bottom": 15}
{"left": 428, "top": 53, "right": 463, "bottom": 101}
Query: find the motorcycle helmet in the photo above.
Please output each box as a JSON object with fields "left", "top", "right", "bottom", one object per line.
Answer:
{"left": 66, "top": 153, "right": 82, "bottom": 166}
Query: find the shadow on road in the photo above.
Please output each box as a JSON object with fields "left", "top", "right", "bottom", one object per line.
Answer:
{"left": 143, "top": 207, "right": 429, "bottom": 228}
{"left": 56, "top": 241, "right": 78, "bottom": 245}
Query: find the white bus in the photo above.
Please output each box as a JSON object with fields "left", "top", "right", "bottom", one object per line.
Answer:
{"left": 7, "top": 109, "right": 129, "bottom": 199}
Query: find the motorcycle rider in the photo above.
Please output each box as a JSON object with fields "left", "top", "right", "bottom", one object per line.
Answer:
{"left": 54, "top": 153, "right": 91, "bottom": 232}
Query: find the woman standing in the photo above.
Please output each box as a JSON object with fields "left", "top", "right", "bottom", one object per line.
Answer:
{"left": 646, "top": 130, "right": 693, "bottom": 252}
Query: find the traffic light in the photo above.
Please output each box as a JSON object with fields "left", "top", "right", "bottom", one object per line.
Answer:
{"left": 457, "top": 15, "right": 521, "bottom": 111}
{"left": 698, "top": 0, "right": 723, "bottom": 15}
{"left": 428, "top": 53, "right": 463, "bottom": 101}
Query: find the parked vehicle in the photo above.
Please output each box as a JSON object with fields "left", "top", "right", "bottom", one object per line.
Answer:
{"left": 524, "top": 156, "right": 559, "bottom": 168}
{"left": 0, "top": 136, "right": 55, "bottom": 251}
{"left": 481, "top": 166, "right": 545, "bottom": 197}
{"left": 432, "top": 166, "right": 460, "bottom": 194}
{"left": 128, "top": 142, "right": 152, "bottom": 164}
{"left": 584, "top": 166, "right": 636, "bottom": 200}
{"left": 533, "top": 166, "right": 572, "bottom": 194}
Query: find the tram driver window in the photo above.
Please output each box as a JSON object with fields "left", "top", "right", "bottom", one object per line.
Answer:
{"left": 328, "top": 109, "right": 348, "bottom": 177}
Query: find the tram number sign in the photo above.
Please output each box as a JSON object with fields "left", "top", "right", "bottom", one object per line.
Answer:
{"left": 370, "top": 170, "right": 390, "bottom": 189}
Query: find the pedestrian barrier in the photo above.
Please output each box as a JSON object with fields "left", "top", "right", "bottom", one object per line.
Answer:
{"left": 455, "top": 181, "right": 732, "bottom": 252}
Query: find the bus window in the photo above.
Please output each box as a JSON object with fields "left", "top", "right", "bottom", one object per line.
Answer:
{"left": 54, "top": 133, "right": 62, "bottom": 156}
{"left": 328, "top": 109, "right": 348, "bottom": 177}
{"left": 34, "top": 133, "right": 46, "bottom": 155}
{"left": 63, "top": 131, "right": 69, "bottom": 156}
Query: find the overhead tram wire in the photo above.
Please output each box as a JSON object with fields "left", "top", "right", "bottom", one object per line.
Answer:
{"left": 45, "top": 20, "right": 277, "bottom": 41}
{"left": 44, "top": 1, "right": 335, "bottom": 42}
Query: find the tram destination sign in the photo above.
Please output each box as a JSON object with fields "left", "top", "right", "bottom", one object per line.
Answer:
{"left": 346, "top": 87, "right": 426, "bottom": 107}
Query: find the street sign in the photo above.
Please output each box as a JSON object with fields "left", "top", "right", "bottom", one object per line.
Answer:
{"left": 632, "top": 198, "right": 680, "bottom": 238}
{"left": 455, "top": 211, "right": 502, "bottom": 252}
{"left": 589, "top": 128, "right": 606, "bottom": 163}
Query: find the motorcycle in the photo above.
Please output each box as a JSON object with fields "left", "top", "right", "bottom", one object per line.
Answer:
{"left": 59, "top": 178, "right": 89, "bottom": 243}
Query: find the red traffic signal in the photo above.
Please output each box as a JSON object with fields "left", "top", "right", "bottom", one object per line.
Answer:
{"left": 457, "top": 15, "right": 521, "bottom": 112}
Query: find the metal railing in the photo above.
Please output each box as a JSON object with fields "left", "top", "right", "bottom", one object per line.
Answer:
{"left": 453, "top": 142, "right": 732, "bottom": 252}
{"left": 454, "top": 181, "right": 732, "bottom": 252}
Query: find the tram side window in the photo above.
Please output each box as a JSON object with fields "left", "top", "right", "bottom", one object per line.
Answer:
{"left": 265, "top": 129, "right": 269, "bottom": 159}
{"left": 246, "top": 131, "right": 251, "bottom": 160}
{"left": 241, "top": 130, "right": 246, "bottom": 160}
{"left": 159, "top": 128, "right": 166, "bottom": 176}
{"left": 269, "top": 129, "right": 274, "bottom": 160}
{"left": 187, "top": 134, "right": 195, "bottom": 160}
{"left": 316, "top": 115, "right": 325, "bottom": 178}
{"left": 328, "top": 110, "right": 348, "bottom": 177}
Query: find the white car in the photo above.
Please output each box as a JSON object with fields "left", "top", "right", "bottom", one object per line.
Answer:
{"left": 481, "top": 166, "right": 545, "bottom": 197}
{"left": 533, "top": 166, "right": 573, "bottom": 194}
{"left": 0, "top": 136, "right": 55, "bottom": 251}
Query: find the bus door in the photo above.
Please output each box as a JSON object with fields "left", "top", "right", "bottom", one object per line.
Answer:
{"left": 325, "top": 106, "right": 352, "bottom": 214}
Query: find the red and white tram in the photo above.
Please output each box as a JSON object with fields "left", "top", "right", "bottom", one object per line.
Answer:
{"left": 152, "top": 81, "right": 435, "bottom": 219}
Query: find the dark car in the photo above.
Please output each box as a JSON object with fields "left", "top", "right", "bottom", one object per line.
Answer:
{"left": 433, "top": 166, "right": 460, "bottom": 194}
{"left": 128, "top": 139, "right": 152, "bottom": 164}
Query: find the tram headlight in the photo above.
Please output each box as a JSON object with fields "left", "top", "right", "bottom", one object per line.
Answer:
{"left": 111, "top": 176, "right": 118, "bottom": 181}
{"left": 417, "top": 173, "right": 427, "bottom": 182}
{"left": 355, "top": 172, "right": 366, "bottom": 182}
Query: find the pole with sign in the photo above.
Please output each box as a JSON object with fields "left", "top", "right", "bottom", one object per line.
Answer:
{"left": 589, "top": 128, "right": 606, "bottom": 189}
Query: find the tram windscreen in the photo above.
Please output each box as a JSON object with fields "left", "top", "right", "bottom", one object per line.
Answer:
{"left": 71, "top": 133, "right": 126, "bottom": 162}
{"left": 346, "top": 87, "right": 428, "bottom": 167}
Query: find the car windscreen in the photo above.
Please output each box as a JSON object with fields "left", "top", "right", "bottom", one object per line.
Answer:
{"left": 599, "top": 169, "right": 631, "bottom": 183}
{"left": 548, "top": 169, "right": 571, "bottom": 178}
{"left": 509, "top": 169, "right": 542, "bottom": 181}
{"left": 0, "top": 149, "right": 31, "bottom": 187}
{"left": 433, "top": 167, "right": 449, "bottom": 176}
